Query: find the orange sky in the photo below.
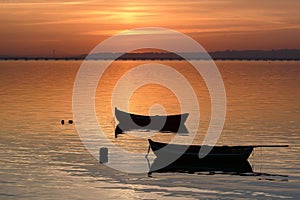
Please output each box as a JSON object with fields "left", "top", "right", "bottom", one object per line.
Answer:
{"left": 1, "top": 0, "right": 299, "bottom": 57}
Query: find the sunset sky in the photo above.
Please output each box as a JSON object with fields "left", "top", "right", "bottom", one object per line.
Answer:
{"left": 1, "top": 0, "right": 299, "bottom": 57}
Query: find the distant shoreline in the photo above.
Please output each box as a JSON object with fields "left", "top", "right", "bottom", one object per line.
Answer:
{"left": 1, "top": 49, "right": 299, "bottom": 61}
{"left": 1, "top": 58, "right": 299, "bottom": 61}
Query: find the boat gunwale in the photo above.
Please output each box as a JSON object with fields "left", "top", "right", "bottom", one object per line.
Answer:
{"left": 115, "top": 107, "right": 189, "bottom": 119}
{"left": 148, "top": 139, "right": 289, "bottom": 149}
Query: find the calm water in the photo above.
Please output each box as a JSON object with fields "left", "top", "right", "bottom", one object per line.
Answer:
{"left": 0, "top": 60, "right": 299, "bottom": 199}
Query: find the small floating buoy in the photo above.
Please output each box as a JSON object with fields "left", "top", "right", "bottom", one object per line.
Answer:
{"left": 68, "top": 120, "right": 73, "bottom": 124}
{"left": 99, "top": 148, "right": 108, "bottom": 163}
{"left": 61, "top": 120, "right": 65, "bottom": 125}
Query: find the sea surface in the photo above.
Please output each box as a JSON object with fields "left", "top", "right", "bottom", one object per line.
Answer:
{"left": 0, "top": 60, "right": 299, "bottom": 199}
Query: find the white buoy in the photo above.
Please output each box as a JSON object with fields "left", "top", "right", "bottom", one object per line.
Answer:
{"left": 99, "top": 148, "right": 108, "bottom": 163}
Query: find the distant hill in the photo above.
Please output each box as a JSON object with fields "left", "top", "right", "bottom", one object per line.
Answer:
{"left": 1, "top": 49, "right": 300, "bottom": 60}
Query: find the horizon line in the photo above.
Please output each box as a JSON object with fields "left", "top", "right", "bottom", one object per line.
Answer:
{"left": 1, "top": 48, "right": 300, "bottom": 59}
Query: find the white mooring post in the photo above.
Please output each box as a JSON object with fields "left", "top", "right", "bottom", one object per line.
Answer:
{"left": 99, "top": 148, "right": 108, "bottom": 163}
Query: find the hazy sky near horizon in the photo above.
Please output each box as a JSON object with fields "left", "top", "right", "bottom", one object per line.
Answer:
{"left": 1, "top": 0, "right": 299, "bottom": 56}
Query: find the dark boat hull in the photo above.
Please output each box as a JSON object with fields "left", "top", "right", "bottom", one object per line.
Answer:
{"left": 115, "top": 108, "right": 189, "bottom": 133}
{"left": 148, "top": 139, "right": 254, "bottom": 162}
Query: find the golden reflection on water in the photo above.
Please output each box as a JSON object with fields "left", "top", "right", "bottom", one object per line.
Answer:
{"left": 1, "top": 60, "right": 298, "bottom": 149}
{"left": 129, "top": 84, "right": 181, "bottom": 115}
{"left": 0, "top": 61, "right": 299, "bottom": 199}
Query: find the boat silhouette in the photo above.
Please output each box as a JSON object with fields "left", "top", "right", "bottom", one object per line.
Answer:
{"left": 148, "top": 139, "right": 288, "bottom": 162}
{"left": 114, "top": 107, "right": 189, "bottom": 137}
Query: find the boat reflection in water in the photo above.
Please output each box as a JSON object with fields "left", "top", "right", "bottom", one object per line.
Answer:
{"left": 148, "top": 158, "right": 253, "bottom": 177}
{"left": 148, "top": 158, "right": 289, "bottom": 181}
{"left": 115, "top": 125, "right": 189, "bottom": 138}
